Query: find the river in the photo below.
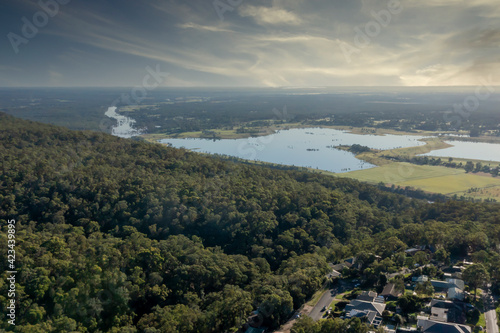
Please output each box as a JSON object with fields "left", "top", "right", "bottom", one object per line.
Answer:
{"left": 104, "top": 106, "right": 143, "bottom": 138}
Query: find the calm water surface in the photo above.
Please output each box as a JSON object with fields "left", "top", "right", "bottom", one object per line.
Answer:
{"left": 160, "top": 128, "right": 429, "bottom": 173}
{"left": 421, "top": 140, "right": 500, "bottom": 162}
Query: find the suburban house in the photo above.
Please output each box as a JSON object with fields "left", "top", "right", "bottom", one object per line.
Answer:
{"left": 415, "top": 299, "right": 468, "bottom": 332}
{"left": 380, "top": 283, "right": 402, "bottom": 300}
{"left": 446, "top": 279, "right": 465, "bottom": 290}
{"left": 442, "top": 266, "right": 464, "bottom": 279}
{"left": 327, "top": 262, "right": 342, "bottom": 278}
{"left": 430, "top": 278, "right": 465, "bottom": 300}
{"left": 405, "top": 247, "right": 425, "bottom": 256}
{"left": 417, "top": 317, "right": 471, "bottom": 333}
{"left": 344, "top": 257, "right": 361, "bottom": 269}
{"left": 429, "top": 299, "right": 467, "bottom": 324}
{"left": 332, "top": 257, "right": 362, "bottom": 272}
{"left": 405, "top": 245, "right": 436, "bottom": 256}
{"left": 345, "top": 291, "right": 386, "bottom": 328}
{"left": 447, "top": 287, "right": 464, "bottom": 301}
{"left": 412, "top": 275, "right": 429, "bottom": 283}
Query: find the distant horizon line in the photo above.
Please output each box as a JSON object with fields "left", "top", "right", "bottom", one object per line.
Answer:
{"left": 0, "top": 85, "right": 499, "bottom": 89}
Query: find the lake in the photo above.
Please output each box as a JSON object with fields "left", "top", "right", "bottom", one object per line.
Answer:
{"left": 159, "top": 128, "right": 429, "bottom": 173}
{"left": 421, "top": 140, "right": 500, "bottom": 163}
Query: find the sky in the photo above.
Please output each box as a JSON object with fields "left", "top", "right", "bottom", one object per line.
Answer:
{"left": 1, "top": 0, "right": 499, "bottom": 87}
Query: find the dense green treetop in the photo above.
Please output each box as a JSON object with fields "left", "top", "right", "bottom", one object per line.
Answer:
{"left": 0, "top": 112, "right": 499, "bottom": 332}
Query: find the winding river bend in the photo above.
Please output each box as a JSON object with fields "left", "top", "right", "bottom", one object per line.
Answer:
{"left": 105, "top": 107, "right": 143, "bottom": 138}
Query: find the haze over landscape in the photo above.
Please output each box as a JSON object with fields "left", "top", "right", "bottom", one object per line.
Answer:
{"left": 1, "top": 1, "right": 500, "bottom": 333}
{"left": 2, "top": 0, "right": 500, "bottom": 87}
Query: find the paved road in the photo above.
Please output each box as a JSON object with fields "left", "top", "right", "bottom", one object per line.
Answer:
{"left": 483, "top": 287, "right": 499, "bottom": 333}
{"left": 308, "top": 289, "right": 336, "bottom": 321}
{"left": 308, "top": 281, "right": 352, "bottom": 321}
{"left": 485, "top": 309, "right": 499, "bottom": 333}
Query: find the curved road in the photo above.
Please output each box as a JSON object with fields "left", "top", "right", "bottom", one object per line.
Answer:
{"left": 308, "top": 281, "right": 352, "bottom": 321}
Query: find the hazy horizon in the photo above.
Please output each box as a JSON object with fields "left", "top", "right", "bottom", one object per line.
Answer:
{"left": 2, "top": 0, "right": 499, "bottom": 88}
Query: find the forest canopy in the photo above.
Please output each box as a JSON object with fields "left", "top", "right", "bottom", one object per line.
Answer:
{"left": 0, "top": 112, "right": 499, "bottom": 332}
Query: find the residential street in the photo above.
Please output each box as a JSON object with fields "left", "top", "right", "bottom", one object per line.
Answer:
{"left": 308, "top": 289, "right": 337, "bottom": 321}
{"left": 485, "top": 309, "right": 499, "bottom": 333}
{"left": 308, "top": 280, "right": 353, "bottom": 321}
{"left": 483, "top": 287, "right": 499, "bottom": 333}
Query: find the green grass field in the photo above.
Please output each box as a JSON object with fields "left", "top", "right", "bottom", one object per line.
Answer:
{"left": 342, "top": 162, "right": 463, "bottom": 184}
{"left": 398, "top": 174, "right": 500, "bottom": 195}
{"left": 342, "top": 162, "right": 500, "bottom": 199}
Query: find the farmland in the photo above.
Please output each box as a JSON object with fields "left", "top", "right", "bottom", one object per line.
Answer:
{"left": 342, "top": 162, "right": 500, "bottom": 201}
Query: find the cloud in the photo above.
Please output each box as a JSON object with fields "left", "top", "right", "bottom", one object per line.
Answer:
{"left": 1, "top": 0, "right": 500, "bottom": 87}
{"left": 446, "top": 28, "right": 500, "bottom": 50}
{"left": 239, "top": 5, "right": 302, "bottom": 25}
{"left": 177, "top": 22, "right": 234, "bottom": 33}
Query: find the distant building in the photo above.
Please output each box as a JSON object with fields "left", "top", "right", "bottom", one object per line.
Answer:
{"left": 327, "top": 262, "right": 342, "bottom": 278}
{"left": 412, "top": 275, "right": 429, "bottom": 283}
{"left": 332, "top": 257, "right": 361, "bottom": 271}
{"left": 405, "top": 245, "right": 436, "bottom": 256}
{"left": 344, "top": 257, "right": 359, "bottom": 269}
{"left": 405, "top": 247, "right": 423, "bottom": 256}
{"left": 330, "top": 269, "right": 341, "bottom": 278}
